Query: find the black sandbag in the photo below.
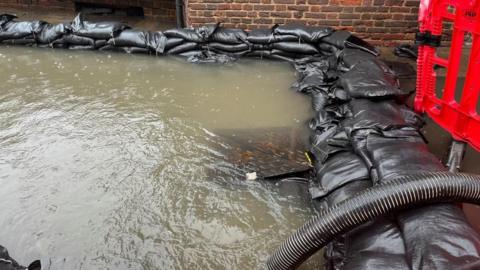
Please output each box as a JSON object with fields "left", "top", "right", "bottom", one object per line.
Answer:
{"left": 211, "top": 27, "right": 247, "bottom": 44}
{"left": 271, "top": 41, "right": 319, "bottom": 55}
{"left": 145, "top": 31, "right": 168, "bottom": 54}
{"left": 58, "top": 34, "right": 95, "bottom": 46}
{"left": 164, "top": 24, "right": 218, "bottom": 43}
{"left": 345, "top": 34, "right": 379, "bottom": 56}
{"left": 107, "top": 29, "right": 147, "bottom": 48}
{"left": 246, "top": 28, "right": 298, "bottom": 44}
{"left": 339, "top": 48, "right": 376, "bottom": 70}
{"left": 271, "top": 49, "right": 301, "bottom": 59}
{"left": 71, "top": 13, "right": 129, "bottom": 39}
{"left": 317, "top": 43, "right": 338, "bottom": 56}
{"left": 321, "top": 30, "right": 352, "bottom": 49}
{"left": 1, "top": 38, "right": 36, "bottom": 45}
{"left": 339, "top": 218, "right": 409, "bottom": 270}
{"left": 292, "top": 73, "right": 331, "bottom": 94}
{"left": 251, "top": 43, "right": 271, "bottom": 50}
{"left": 312, "top": 152, "right": 369, "bottom": 200}
{"left": 396, "top": 203, "right": 480, "bottom": 270}
{"left": 273, "top": 24, "right": 333, "bottom": 43}
{"left": 165, "top": 37, "right": 184, "bottom": 50}
{"left": 364, "top": 133, "right": 442, "bottom": 181}
{"left": 339, "top": 60, "right": 407, "bottom": 98}
{"left": 342, "top": 99, "right": 422, "bottom": 134}
{"left": 36, "top": 23, "right": 69, "bottom": 44}
{"left": 0, "top": 14, "right": 17, "bottom": 27}
{"left": 206, "top": 42, "right": 249, "bottom": 53}
{"left": 166, "top": 42, "right": 199, "bottom": 55}
{"left": 0, "top": 20, "right": 46, "bottom": 41}
{"left": 384, "top": 61, "right": 416, "bottom": 79}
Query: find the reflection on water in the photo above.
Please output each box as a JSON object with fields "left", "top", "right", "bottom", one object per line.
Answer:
{"left": 0, "top": 47, "right": 318, "bottom": 269}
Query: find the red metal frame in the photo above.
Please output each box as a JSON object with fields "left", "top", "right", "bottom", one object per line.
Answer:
{"left": 415, "top": 0, "right": 480, "bottom": 151}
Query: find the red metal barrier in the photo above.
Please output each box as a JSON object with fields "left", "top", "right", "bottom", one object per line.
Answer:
{"left": 415, "top": 0, "right": 480, "bottom": 151}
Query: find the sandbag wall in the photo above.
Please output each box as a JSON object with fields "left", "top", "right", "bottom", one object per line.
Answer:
{"left": 2, "top": 12, "right": 480, "bottom": 270}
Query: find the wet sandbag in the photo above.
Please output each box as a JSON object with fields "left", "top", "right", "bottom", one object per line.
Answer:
{"left": 166, "top": 42, "right": 199, "bottom": 55}
{"left": 36, "top": 23, "right": 69, "bottom": 44}
{"left": 58, "top": 34, "right": 95, "bottom": 46}
{"left": 271, "top": 41, "right": 319, "bottom": 55}
{"left": 165, "top": 37, "right": 184, "bottom": 50}
{"left": 321, "top": 30, "right": 352, "bottom": 49}
{"left": 1, "top": 37, "right": 36, "bottom": 45}
{"left": 164, "top": 25, "right": 218, "bottom": 43}
{"left": 107, "top": 29, "right": 147, "bottom": 48}
{"left": 339, "top": 60, "right": 407, "bottom": 98}
{"left": 211, "top": 27, "right": 247, "bottom": 44}
{"left": 71, "top": 13, "right": 129, "bottom": 40}
{"left": 186, "top": 51, "right": 238, "bottom": 64}
{"left": 273, "top": 24, "right": 333, "bottom": 43}
{"left": 312, "top": 152, "right": 369, "bottom": 201}
{"left": 345, "top": 34, "right": 378, "bottom": 56}
{"left": 94, "top": 39, "right": 107, "bottom": 48}
{"left": 206, "top": 42, "right": 249, "bottom": 53}
{"left": 246, "top": 28, "right": 297, "bottom": 44}
{"left": 339, "top": 48, "right": 376, "bottom": 70}
{"left": 145, "top": 31, "right": 168, "bottom": 54}
{"left": 343, "top": 99, "right": 422, "bottom": 134}
{"left": 0, "top": 14, "right": 17, "bottom": 27}
{"left": 397, "top": 203, "right": 480, "bottom": 270}
{"left": 0, "top": 20, "right": 46, "bottom": 41}
{"left": 292, "top": 73, "right": 330, "bottom": 94}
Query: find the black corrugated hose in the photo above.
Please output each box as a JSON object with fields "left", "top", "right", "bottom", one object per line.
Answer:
{"left": 267, "top": 172, "right": 480, "bottom": 270}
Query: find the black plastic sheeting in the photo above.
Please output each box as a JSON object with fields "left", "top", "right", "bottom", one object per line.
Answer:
{"left": 2, "top": 13, "right": 480, "bottom": 270}
{"left": 0, "top": 246, "right": 40, "bottom": 270}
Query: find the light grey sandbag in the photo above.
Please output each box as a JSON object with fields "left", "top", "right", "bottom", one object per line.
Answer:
{"left": 166, "top": 42, "right": 199, "bottom": 55}
{"left": 36, "top": 23, "right": 69, "bottom": 44}
{"left": 246, "top": 28, "right": 298, "bottom": 44}
{"left": 0, "top": 14, "right": 17, "bottom": 27}
{"left": 0, "top": 20, "right": 46, "bottom": 41}
{"left": 211, "top": 27, "right": 248, "bottom": 44}
{"left": 271, "top": 41, "right": 319, "bottom": 55}
{"left": 206, "top": 42, "right": 250, "bottom": 52}
{"left": 273, "top": 24, "right": 333, "bottom": 43}
{"left": 107, "top": 29, "right": 147, "bottom": 48}
{"left": 164, "top": 24, "right": 218, "bottom": 43}
{"left": 146, "top": 31, "right": 168, "bottom": 54}
{"left": 71, "top": 13, "right": 129, "bottom": 39}
{"left": 94, "top": 39, "right": 107, "bottom": 48}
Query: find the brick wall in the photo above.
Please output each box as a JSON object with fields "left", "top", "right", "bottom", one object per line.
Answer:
{"left": 186, "top": 0, "right": 421, "bottom": 46}
{"left": 0, "top": 0, "right": 176, "bottom": 23}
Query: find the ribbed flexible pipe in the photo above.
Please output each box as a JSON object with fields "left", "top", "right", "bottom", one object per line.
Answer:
{"left": 267, "top": 172, "right": 480, "bottom": 270}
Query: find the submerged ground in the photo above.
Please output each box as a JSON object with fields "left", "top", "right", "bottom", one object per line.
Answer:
{"left": 0, "top": 47, "right": 319, "bottom": 269}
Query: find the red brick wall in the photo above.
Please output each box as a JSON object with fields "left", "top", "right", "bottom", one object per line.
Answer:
{"left": 186, "top": 0, "right": 421, "bottom": 45}
{"left": 0, "top": 0, "right": 176, "bottom": 23}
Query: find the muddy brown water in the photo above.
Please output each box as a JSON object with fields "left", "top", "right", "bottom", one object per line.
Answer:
{"left": 0, "top": 47, "right": 322, "bottom": 269}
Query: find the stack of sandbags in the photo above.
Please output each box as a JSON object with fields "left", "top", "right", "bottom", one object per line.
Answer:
{"left": 63, "top": 13, "right": 129, "bottom": 50}
{"left": 162, "top": 24, "right": 218, "bottom": 57}
{"left": 246, "top": 25, "right": 331, "bottom": 61}
{"left": 0, "top": 14, "right": 47, "bottom": 46}
{"left": 203, "top": 27, "right": 249, "bottom": 57}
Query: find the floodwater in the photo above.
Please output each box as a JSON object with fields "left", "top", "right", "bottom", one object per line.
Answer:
{"left": 0, "top": 47, "right": 319, "bottom": 269}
